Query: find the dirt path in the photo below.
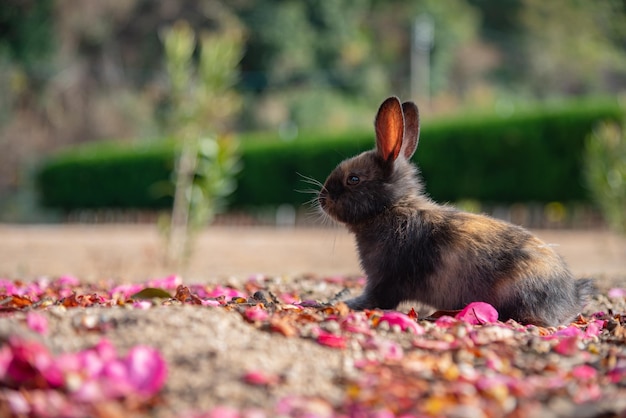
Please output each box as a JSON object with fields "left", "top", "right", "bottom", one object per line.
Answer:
{"left": 0, "top": 225, "right": 625, "bottom": 284}
{"left": 1, "top": 224, "right": 626, "bottom": 417}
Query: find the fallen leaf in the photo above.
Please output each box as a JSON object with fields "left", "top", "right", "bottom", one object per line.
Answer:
{"left": 131, "top": 288, "right": 172, "bottom": 300}
{"left": 269, "top": 317, "right": 297, "bottom": 337}
{"left": 426, "top": 309, "right": 463, "bottom": 320}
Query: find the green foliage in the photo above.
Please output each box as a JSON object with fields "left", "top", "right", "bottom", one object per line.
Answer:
{"left": 36, "top": 99, "right": 623, "bottom": 212}
{"left": 36, "top": 142, "right": 174, "bottom": 210}
{"left": 188, "top": 136, "right": 241, "bottom": 226}
{"left": 160, "top": 20, "right": 243, "bottom": 266}
{"left": 417, "top": 100, "right": 624, "bottom": 203}
{"left": 584, "top": 121, "right": 626, "bottom": 233}
{"left": 0, "top": 0, "right": 55, "bottom": 71}
{"left": 519, "top": 0, "right": 626, "bottom": 95}
{"left": 238, "top": 0, "right": 383, "bottom": 97}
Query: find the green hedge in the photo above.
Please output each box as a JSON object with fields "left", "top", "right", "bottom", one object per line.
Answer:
{"left": 36, "top": 98, "right": 624, "bottom": 211}
{"left": 37, "top": 142, "right": 175, "bottom": 210}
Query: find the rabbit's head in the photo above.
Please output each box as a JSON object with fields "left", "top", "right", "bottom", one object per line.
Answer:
{"left": 319, "top": 97, "right": 422, "bottom": 225}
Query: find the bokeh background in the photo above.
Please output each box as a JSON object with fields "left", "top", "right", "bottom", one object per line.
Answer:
{"left": 1, "top": 0, "right": 625, "bottom": 236}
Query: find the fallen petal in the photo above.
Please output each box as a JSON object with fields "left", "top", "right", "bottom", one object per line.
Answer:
{"left": 379, "top": 312, "right": 424, "bottom": 334}
{"left": 608, "top": 288, "right": 626, "bottom": 299}
{"left": 26, "top": 312, "right": 48, "bottom": 335}
{"left": 147, "top": 275, "right": 182, "bottom": 290}
{"left": 244, "top": 306, "right": 269, "bottom": 323}
{"left": 572, "top": 364, "right": 597, "bottom": 380}
{"left": 551, "top": 325, "right": 583, "bottom": 339}
{"left": 317, "top": 332, "right": 347, "bottom": 349}
{"left": 584, "top": 320, "right": 605, "bottom": 338}
{"left": 242, "top": 370, "right": 280, "bottom": 386}
{"left": 435, "top": 315, "right": 458, "bottom": 328}
{"left": 124, "top": 346, "right": 168, "bottom": 396}
{"left": 553, "top": 336, "right": 580, "bottom": 356}
{"left": 455, "top": 302, "right": 498, "bottom": 325}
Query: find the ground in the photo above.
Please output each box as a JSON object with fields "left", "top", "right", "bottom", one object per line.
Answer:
{"left": 1, "top": 225, "right": 625, "bottom": 281}
{"left": 0, "top": 225, "right": 625, "bottom": 417}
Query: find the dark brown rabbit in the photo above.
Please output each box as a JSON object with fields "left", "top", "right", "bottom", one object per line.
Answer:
{"left": 318, "top": 96, "right": 594, "bottom": 326}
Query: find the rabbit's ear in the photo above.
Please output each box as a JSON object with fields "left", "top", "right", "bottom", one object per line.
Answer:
{"left": 401, "top": 101, "right": 420, "bottom": 159}
{"left": 375, "top": 96, "right": 404, "bottom": 163}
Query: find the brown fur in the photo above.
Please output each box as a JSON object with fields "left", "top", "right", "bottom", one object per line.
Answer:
{"left": 318, "top": 96, "right": 595, "bottom": 326}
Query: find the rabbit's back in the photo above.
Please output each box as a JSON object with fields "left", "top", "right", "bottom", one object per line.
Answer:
{"left": 353, "top": 207, "right": 590, "bottom": 325}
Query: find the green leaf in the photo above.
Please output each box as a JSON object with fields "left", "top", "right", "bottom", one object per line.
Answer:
{"left": 131, "top": 287, "right": 172, "bottom": 299}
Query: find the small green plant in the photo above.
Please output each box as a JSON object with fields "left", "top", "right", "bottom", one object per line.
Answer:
{"left": 584, "top": 121, "right": 626, "bottom": 234}
{"left": 160, "top": 20, "right": 243, "bottom": 269}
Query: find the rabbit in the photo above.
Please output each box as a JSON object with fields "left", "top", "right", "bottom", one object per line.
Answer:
{"left": 318, "top": 96, "right": 595, "bottom": 326}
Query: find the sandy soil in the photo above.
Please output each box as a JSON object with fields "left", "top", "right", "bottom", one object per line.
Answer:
{"left": 1, "top": 224, "right": 625, "bottom": 283}
{"left": 1, "top": 224, "right": 626, "bottom": 417}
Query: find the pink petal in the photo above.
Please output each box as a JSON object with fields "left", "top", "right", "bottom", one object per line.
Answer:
{"left": 553, "top": 336, "right": 580, "bottom": 355}
{"left": 242, "top": 370, "right": 280, "bottom": 386}
{"left": 413, "top": 338, "right": 458, "bottom": 351}
{"left": 317, "top": 332, "right": 347, "bottom": 349}
{"left": 207, "top": 406, "right": 240, "bottom": 418}
{"left": 341, "top": 312, "right": 373, "bottom": 336}
{"left": 147, "top": 275, "right": 182, "bottom": 290}
{"left": 608, "top": 288, "right": 626, "bottom": 298}
{"left": 78, "top": 350, "right": 105, "bottom": 378}
{"left": 608, "top": 367, "right": 626, "bottom": 384}
{"left": 379, "top": 312, "right": 424, "bottom": 334}
{"left": 574, "top": 383, "right": 602, "bottom": 404}
{"left": 280, "top": 293, "right": 300, "bottom": 304}
{"left": 455, "top": 302, "right": 498, "bottom": 325}
{"left": 584, "top": 320, "right": 604, "bottom": 338}
{"left": 242, "top": 409, "right": 267, "bottom": 418}
{"left": 552, "top": 325, "right": 583, "bottom": 338}
{"left": 133, "top": 300, "right": 152, "bottom": 309}
{"left": 0, "top": 345, "right": 12, "bottom": 378}
{"left": 57, "top": 275, "right": 80, "bottom": 287}
{"left": 206, "top": 285, "right": 247, "bottom": 299}
{"left": 101, "top": 360, "right": 134, "bottom": 398}
{"left": 5, "top": 390, "right": 30, "bottom": 414}
{"left": 124, "top": 345, "right": 168, "bottom": 396}
{"left": 572, "top": 364, "right": 597, "bottom": 380}
{"left": 364, "top": 338, "right": 404, "bottom": 361}
{"left": 72, "top": 379, "right": 106, "bottom": 402}
{"left": 370, "top": 411, "right": 395, "bottom": 418}
{"left": 434, "top": 315, "right": 458, "bottom": 328}
{"left": 26, "top": 312, "right": 48, "bottom": 335}
{"left": 244, "top": 306, "right": 269, "bottom": 322}
{"left": 110, "top": 283, "right": 143, "bottom": 299}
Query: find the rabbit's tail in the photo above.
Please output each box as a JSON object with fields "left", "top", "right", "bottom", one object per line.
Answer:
{"left": 575, "top": 278, "right": 597, "bottom": 305}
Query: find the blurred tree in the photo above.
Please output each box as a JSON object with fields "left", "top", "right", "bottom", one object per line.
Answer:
{"left": 369, "top": 0, "right": 482, "bottom": 99}
{"left": 519, "top": 0, "right": 626, "bottom": 96}
{"left": 161, "top": 20, "right": 243, "bottom": 269}
{"left": 236, "top": 0, "right": 376, "bottom": 95}
{"left": 0, "top": 0, "right": 55, "bottom": 81}
{"left": 0, "top": 0, "right": 56, "bottom": 197}
{"left": 585, "top": 121, "right": 626, "bottom": 234}
{"left": 466, "top": 0, "right": 524, "bottom": 87}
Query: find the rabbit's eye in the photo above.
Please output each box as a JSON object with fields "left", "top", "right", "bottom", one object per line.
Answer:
{"left": 346, "top": 175, "right": 360, "bottom": 186}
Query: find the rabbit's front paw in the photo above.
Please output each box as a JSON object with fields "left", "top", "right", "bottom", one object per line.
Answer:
{"left": 345, "top": 294, "right": 376, "bottom": 310}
